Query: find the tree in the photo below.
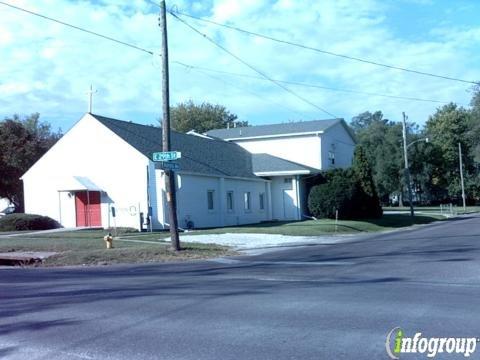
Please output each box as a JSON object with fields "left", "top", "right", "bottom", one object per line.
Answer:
{"left": 307, "top": 150, "right": 383, "bottom": 220}
{"left": 350, "top": 111, "right": 404, "bottom": 203}
{"left": 425, "top": 103, "right": 473, "bottom": 199}
{"left": 169, "top": 100, "right": 247, "bottom": 133}
{"left": 352, "top": 145, "right": 383, "bottom": 217}
{"left": 0, "top": 113, "right": 61, "bottom": 210}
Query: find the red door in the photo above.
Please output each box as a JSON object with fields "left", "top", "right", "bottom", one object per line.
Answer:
{"left": 75, "top": 191, "right": 101, "bottom": 227}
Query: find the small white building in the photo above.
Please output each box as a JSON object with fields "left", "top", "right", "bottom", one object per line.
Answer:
{"left": 22, "top": 114, "right": 355, "bottom": 230}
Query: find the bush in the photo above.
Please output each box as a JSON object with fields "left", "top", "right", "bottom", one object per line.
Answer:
{"left": 0, "top": 213, "right": 62, "bottom": 231}
{"left": 308, "top": 170, "right": 356, "bottom": 219}
{"left": 308, "top": 168, "right": 383, "bottom": 220}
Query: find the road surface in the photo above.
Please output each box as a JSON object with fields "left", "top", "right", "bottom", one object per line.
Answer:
{"left": 1, "top": 215, "right": 480, "bottom": 359}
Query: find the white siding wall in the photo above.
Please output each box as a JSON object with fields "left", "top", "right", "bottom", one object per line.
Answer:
{"left": 234, "top": 135, "right": 321, "bottom": 169}
{"left": 22, "top": 114, "right": 149, "bottom": 230}
{"left": 165, "top": 172, "right": 270, "bottom": 229}
{"left": 320, "top": 123, "right": 356, "bottom": 170}
{"left": 270, "top": 176, "right": 300, "bottom": 221}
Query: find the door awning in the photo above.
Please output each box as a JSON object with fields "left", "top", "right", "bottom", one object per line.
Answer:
{"left": 57, "top": 176, "right": 103, "bottom": 192}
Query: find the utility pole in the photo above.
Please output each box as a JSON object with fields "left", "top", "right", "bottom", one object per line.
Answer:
{"left": 458, "top": 142, "right": 467, "bottom": 213}
{"left": 159, "top": 0, "right": 180, "bottom": 250}
{"left": 402, "top": 112, "right": 414, "bottom": 219}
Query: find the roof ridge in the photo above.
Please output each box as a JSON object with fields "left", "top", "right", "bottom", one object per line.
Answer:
{"left": 208, "top": 118, "right": 342, "bottom": 133}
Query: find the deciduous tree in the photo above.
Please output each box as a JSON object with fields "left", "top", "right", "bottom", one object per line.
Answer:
{"left": 0, "top": 113, "right": 61, "bottom": 210}
{"left": 169, "top": 100, "right": 247, "bottom": 133}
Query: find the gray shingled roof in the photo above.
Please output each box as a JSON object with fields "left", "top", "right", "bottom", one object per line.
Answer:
{"left": 252, "top": 154, "right": 319, "bottom": 174}
{"left": 206, "top": 118, "right": 343, "bottom": 139}
{"left": 92, "top": 114, "right": 258, "bottom": 179}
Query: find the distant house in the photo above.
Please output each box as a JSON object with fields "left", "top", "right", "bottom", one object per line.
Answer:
{"left": 22, "top": 114, "right": 355, "bottom": 230}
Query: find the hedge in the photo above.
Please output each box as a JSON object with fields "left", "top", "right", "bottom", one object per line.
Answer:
{"left": 0, "top": 214, "right": 62, "bottom": 231}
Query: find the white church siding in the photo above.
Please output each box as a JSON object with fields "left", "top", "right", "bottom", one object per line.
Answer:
{"left": 233, "top": 135, "right": 321, "bottom": 170}
{"left": 23, "top": 114, "right": 150, "bottom": 230}
{"left": 172, "top": 173, "right": 270, "bottom": 229}
{"left": 270, "top": 176, "right": 301, "bottom": 221}
{"left": 321, "top": 122, "right": 356, "bottom": 170}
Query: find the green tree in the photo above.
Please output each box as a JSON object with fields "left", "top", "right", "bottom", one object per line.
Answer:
{"left": 425, "top": 103, "right": 473, "bottom": 199}
{"left": 350, "top": 111, "right": 404, "bottom": 203}
{"left": 0, "top": 113, "right": 61, "bottom": 210}
{"left": 169, "top": 100, "right": 247, "bottom": 133}
{"left": 352, "top": 145, "right": 383, "bottom": 217}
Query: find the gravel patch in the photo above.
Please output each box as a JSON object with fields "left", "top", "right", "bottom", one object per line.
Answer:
{"left": 176, "top": 233, "right": 356, "bottom": 250}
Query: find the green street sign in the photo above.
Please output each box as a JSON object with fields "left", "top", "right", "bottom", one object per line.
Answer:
{"left": 152, "top": 151, "right": 181, "bottom": 162}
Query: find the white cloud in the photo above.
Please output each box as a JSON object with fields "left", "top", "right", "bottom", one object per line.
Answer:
{"left": 0, "top": 0, "right": 478, "bottom": 131}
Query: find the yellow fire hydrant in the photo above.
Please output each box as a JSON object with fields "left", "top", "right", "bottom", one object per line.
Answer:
{"left": 103, "top": 233, "right": 113, "bottom": 249}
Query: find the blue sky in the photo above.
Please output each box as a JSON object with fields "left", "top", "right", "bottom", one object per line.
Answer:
{"left": 0, "top": 0, "right": 479, "bottom": 133}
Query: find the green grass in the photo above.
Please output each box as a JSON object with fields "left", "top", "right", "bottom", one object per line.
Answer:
{"left": 119, "top": 213, "right": 445, "bottom": 240}
{"left": 0, "top": 213, "right": 445, "bottom": 266}
{"left": 0, "top": 235, "right": 232, "bottom": 267}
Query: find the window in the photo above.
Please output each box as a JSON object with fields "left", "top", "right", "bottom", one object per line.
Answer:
{"left": 227, "top": 191, "right": 234, "bottom": 212}
{"left": 244, "top": 192, "right": 251, "bottom": 212}
{"left": 329, "top": 151, "right": 335, "bottom": 165}
{"left": 207, "top": 190, "right": 214, "bottom": 210}
{"left": 259, "top": 193, "right": 265, "bottom": 211}
{"left": 284, "top": 178, "right": 292, "bottom": 184}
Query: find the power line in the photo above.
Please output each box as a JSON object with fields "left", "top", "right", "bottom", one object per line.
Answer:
{"left": 177, "top": 62, "right": 309, "bottom": 119}
{"left": 172, "top": 9, "right": 479, "bottom": 86}
{"left": 0, "top": 1, "right": 154, "bottom": 55}
{"left": 172, "top": 61, "right": 460, "bottom": 105}
{"left": 168, "top": 11, "right": 339, "bottom": 119}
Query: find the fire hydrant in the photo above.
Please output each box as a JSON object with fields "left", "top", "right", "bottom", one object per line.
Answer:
{"left": 103, "top": 233, "right": 113, "bottom": 249}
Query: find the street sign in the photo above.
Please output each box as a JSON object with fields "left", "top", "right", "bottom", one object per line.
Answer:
{"left": 152, "top": 151, "right": 181, "bottom": 162}
{"left": 159, "top": 161, "right": 180, "bottom": 171}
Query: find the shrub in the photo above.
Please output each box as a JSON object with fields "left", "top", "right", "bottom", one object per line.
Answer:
{"left": 0, "top": 213, "right": 62, "bottom": 231}
{"left": 308, "top": 169, "right": 356, "bottom": 219}
{"left": 308, "top": 168, "right": 383, "bottom": 220}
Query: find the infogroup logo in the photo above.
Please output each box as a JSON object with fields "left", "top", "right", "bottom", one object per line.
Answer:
{"left": 385, "top": 327, "right": 479, "bottom": 359}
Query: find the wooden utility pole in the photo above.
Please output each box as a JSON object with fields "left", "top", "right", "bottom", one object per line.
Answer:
{"left": 458, "top": 142, "right": 467, "bottom": 213}
{"left": 402, "top": 112, "right": 415, "bottom": 219}
{"left": 159, "top": 0, "right": 180, "bottom": 250}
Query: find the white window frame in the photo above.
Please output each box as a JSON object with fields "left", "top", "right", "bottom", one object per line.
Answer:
{"left": 226, "top": 191, "right": 234, "bottom": 213}
{"left": 207, "top": 190, "right": 215, "bottom": 211}
{"left": 259, "top": 193, "right": 265, "bottom": 211}
{"left": 244, "top": 192, "right": 251, "bottom": 212}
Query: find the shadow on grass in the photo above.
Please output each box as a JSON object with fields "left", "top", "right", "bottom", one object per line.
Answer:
{"left": 360, "top": 214, "right": 443, "bottom": 228}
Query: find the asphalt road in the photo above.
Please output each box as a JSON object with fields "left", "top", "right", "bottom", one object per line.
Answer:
{"left": 1, "top": 215, "right": 480, "bottom": 359}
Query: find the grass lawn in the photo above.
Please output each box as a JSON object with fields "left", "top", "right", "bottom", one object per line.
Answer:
{"left": 116, "top": 213, "right": 445, "bottom": 240}
{"left": 0, "top": 235, "right": 232, "bottom": 267}
{"left": 0, "top": 213, "right": 445, "bottom": 267}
